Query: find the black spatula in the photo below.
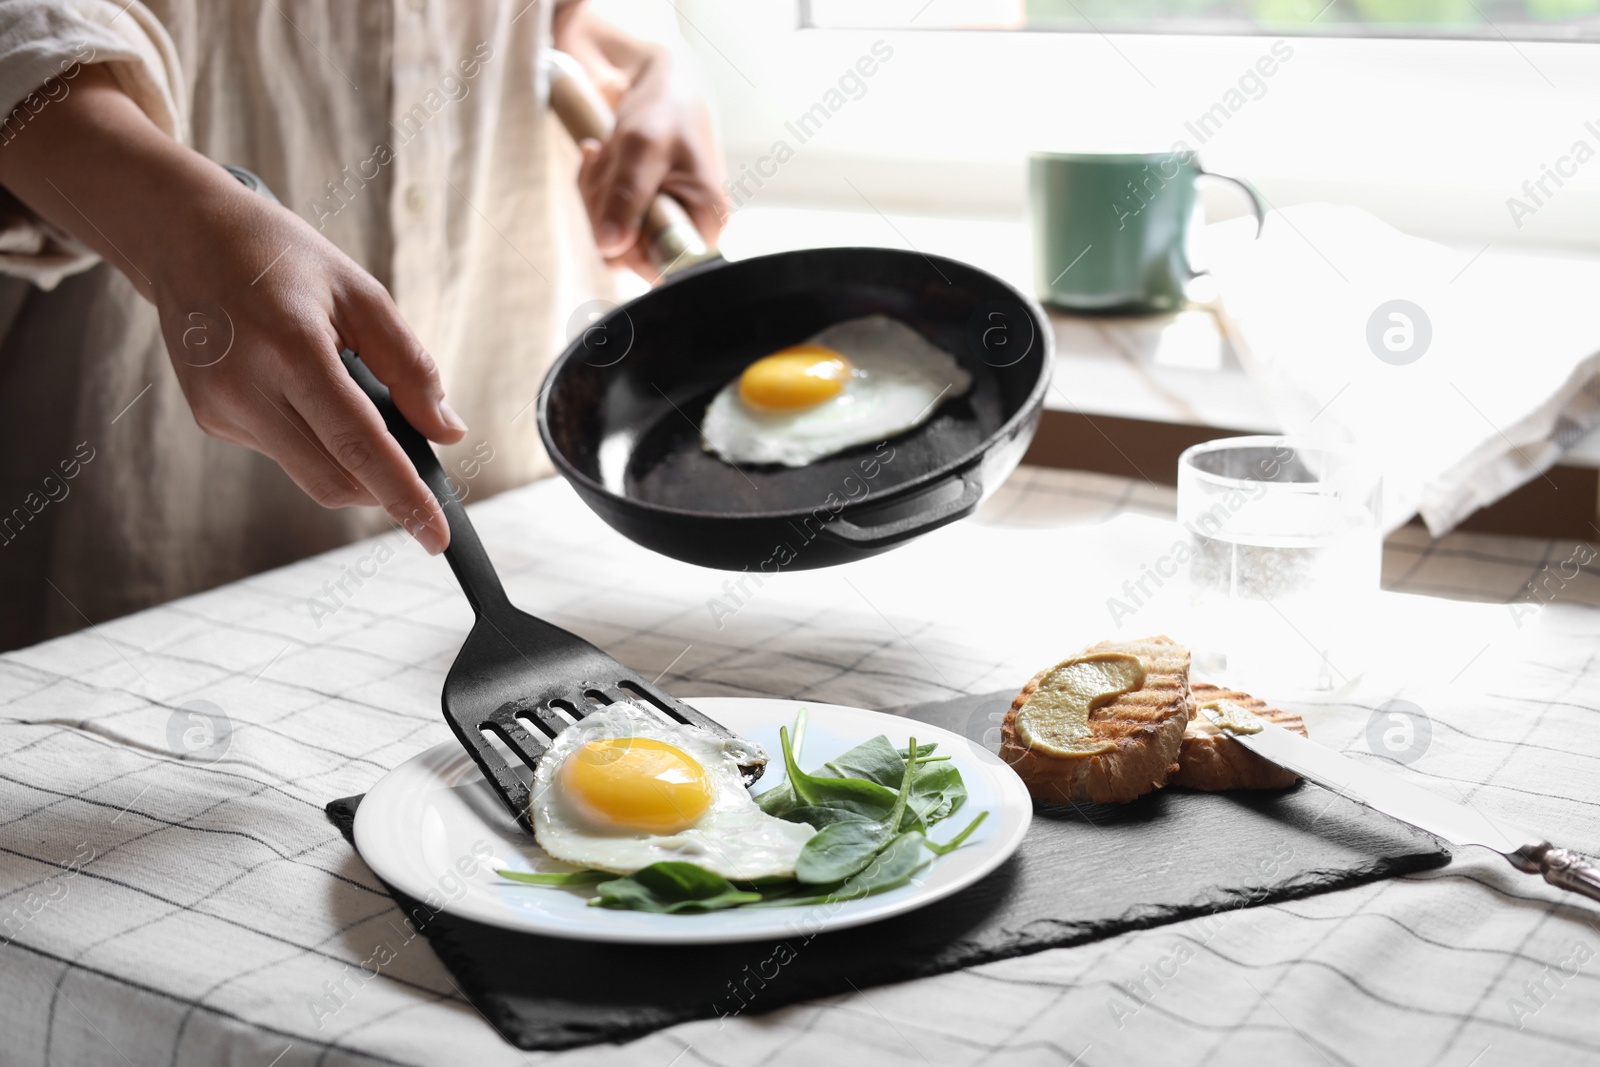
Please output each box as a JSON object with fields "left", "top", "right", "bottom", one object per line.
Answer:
{"left": 341, "top": 351, "right": 764, "bottom": 830}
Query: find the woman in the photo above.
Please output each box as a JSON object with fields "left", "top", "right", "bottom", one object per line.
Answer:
{"left": 0, "top": 0, "right": 725, "bottom": 650}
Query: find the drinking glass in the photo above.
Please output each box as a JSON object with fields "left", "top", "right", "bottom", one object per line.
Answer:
{"left": 1177, "top": 437, "right": 1381, "bottom": 695}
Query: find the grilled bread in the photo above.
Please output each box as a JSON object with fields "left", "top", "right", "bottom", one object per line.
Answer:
{"left": 1000, "top": 635, "right": 1192, "bottom": 805}
{"left": 1171, "top": 683, "right": 1305, "bottom": 791}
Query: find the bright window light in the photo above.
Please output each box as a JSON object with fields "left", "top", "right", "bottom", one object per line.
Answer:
{"left": 805, "top": 0, "right": 1600, "bottom": 40}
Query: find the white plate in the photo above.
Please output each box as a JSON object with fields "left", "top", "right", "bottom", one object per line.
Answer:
{"left": 354, "top": 697, "right": 1032, "bottom": 944}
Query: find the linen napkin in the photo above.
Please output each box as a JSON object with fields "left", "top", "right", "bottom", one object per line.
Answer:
{"left": 1205, "top": 203, "right": 1600, "bottom": 535}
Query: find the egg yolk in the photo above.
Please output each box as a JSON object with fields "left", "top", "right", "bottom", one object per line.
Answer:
{"left": 737, "top": 345, "right": 853, "bottom": 411}
{"left": 560, "top": 737, "right": 714, "bottom": 834}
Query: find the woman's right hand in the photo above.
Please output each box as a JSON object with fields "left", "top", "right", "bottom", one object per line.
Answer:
{"left": 148, "top": 163, "right": 465, "bottom": 554}
{"left": 0, "top": 64, "right": 461, "bottom": 553}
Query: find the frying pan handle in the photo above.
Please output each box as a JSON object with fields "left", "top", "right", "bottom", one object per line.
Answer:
{"left": 543, "top": 49, "right": 717, "bottom": 277}
{"left": 819, "top": 473, "right": 984, "bottom": 548}
{"left": 340, "top": 350, "right": 513, "bottom": 621}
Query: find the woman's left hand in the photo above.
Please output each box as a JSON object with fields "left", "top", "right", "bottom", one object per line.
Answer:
{"left": 561, "top": 11, "right": 727, "bottom": 278}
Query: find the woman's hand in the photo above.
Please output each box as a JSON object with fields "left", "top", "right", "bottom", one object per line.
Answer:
{"left": 556, "top": 6, "right": 728, "bottom": 278}
{"left": 153, "top": 175, "right": 464, "bottom": 552}
{"left": 0, "top": 66, "right": 460, "bottom": 552}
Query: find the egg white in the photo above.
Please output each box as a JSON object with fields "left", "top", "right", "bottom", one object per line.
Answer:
{"left": 529, "top": 702, "right": 812, "bottom": 880}
{"left": 701, "top": 314, "right": 973, "bottom": 468}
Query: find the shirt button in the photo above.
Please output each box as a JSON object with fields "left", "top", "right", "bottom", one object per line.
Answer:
{"left": 405, "top": 185, "right": 428, "bottom": 213}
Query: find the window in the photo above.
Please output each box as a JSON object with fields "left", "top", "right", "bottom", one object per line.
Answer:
{"left": 675, "top": 1, "right": 1600, "bottom": 247}
{"left": 804, "top": 0, "right": 1600, "bottom": 41}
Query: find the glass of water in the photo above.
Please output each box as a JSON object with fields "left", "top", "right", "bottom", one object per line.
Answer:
{"left": 1177, "top": 437, "right": 1382, "bottom": 695}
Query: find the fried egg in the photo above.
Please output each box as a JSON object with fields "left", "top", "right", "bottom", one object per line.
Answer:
{"left": 529, "top": 702, "right": 812, "bottom": 880}
{"left": 701, "top": 314, "right": 973, "bottom": 468}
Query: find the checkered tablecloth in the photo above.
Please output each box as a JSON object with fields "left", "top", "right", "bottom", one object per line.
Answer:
{"left": 3, "top": 466, "right": 1599, "bottom": 1067}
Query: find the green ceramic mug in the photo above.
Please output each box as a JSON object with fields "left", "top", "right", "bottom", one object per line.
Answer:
{"left": 1028, "top": 149, "right": 1265, "bottom": 313}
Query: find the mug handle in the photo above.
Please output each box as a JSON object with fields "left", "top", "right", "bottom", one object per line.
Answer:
{"left": 1195, "top": 169, "right": 1266, "bottom": 238}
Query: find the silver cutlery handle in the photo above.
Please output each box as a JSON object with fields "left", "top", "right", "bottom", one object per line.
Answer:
{"left": 1510, "top": 843, "right": 1600, "bottom": 904}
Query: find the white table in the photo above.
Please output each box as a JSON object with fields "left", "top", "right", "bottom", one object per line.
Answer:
{"left": 3, "top": 466, "right": 1598, "bottom": 1066}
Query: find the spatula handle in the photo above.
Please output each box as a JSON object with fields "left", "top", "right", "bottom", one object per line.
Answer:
{"left": 340, "top": 350, "right": 513, "bottom": 621}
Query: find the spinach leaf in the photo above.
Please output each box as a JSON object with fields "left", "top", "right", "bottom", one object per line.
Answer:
{"left": 821, "top": 735, "right": 918, "bottom": 785}
{"left": 906, "top": 761, "right": 967, "bottom": 828}
{"left": 921, "top": 810, "right": 988, "bottom": 856}
{"left": 816, "top": 735, "right": 965, "bottom": 830}
{"left": 794, "top": 818, "right": 889, "bottom": 885}
{"left": 792, "top": 704, "right": 811, "bottom": 762}
{"left": 784, "top": 804, "right": 876, "bottom": 830}
{"left": 590, "top": 862, "right": 765, "bottom": 913}
{"left": 795, "top": 736, "right": 921, "bottom": 885}
{"left": 756, "top": 830, "right": 934, "bottom": 907}
{"left": 496, "top": 869, "right": 616, "bottom": 887}
{"left": 758, "top": 725, "right": 901, "bottom": 823}
{"left": 830, "top": 829, "right": 934, "bottom": 899}
{"left": 753, "top": 780, "right": 797, "bottom": 817}
{"left": 820, "top": 737, "right": 946, "bottom": 783}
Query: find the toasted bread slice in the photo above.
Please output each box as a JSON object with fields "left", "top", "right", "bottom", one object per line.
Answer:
{"left": 1000, "top": 635, "right": 1191, "bottom": 805}
{"left": 1171, "top": 683, "right": 1305, "bottom": 791}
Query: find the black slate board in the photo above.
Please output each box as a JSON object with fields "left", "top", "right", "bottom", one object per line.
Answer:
{"left": 325, "top": 690, "right": 1450, "bottom": 1051}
